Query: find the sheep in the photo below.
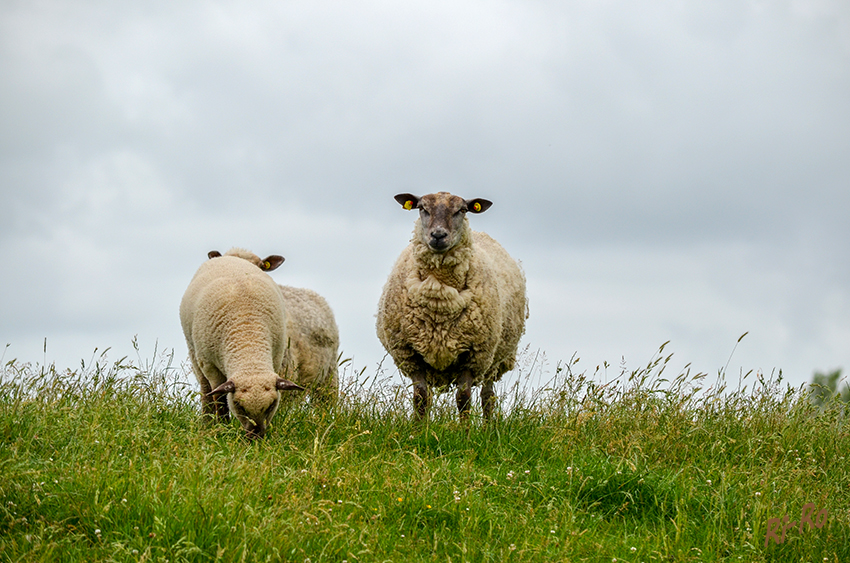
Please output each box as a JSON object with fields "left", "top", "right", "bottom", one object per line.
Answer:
{"left": 180, "top": 248, "right": 305, "bottom": 439}
{"left": 376, "top": 192, "right": 528, "bottom": 421}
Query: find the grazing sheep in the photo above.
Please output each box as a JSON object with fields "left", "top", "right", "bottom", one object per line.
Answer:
{"left": 180, "top": 248, "right": 304, "bottom": 439}
{"left": 376, "top": 192, "right": 528, "bottom": 420}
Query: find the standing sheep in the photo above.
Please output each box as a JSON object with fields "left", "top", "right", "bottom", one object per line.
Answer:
{"left": 376, "top": 192, "right": 528, "bottom": 421}
{"left": 180, "top": 248, "right": 305, "bottom": 439}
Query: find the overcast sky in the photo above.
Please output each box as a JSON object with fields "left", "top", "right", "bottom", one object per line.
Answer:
{"left": 2, "top": 1, "right": 849, "bottom": 393}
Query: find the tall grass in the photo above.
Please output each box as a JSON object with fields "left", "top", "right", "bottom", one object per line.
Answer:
{"left": 1, "top": 343, "right": 847, "bottom": 562}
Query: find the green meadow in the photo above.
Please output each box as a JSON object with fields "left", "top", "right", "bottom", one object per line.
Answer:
{"left": 1, "top": 342, "right": 848, "bottom": 562}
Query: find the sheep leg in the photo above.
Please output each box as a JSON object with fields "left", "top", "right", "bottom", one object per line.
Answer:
{"left": 201, "top": 383, "right": 230, "bottom": 422}
{"left": 412, "top": 373, "right": 431, "bottom": 421}
{"left": 456, "top": 370, "right": 474, "bottom": 420}
{"left": 198, "top": 375, "right": 215, "bottom": 415}
{"left": 211, "top": 392, "right": 230, "bottom": 422}
{"left": 481, "top": 380, "right": 496, "bottom": 421}
{"left": 196, "top": 368, "right": 221, "bottom": 420}
{"left": 197, "top": 363, "right": 230, "bottom": 423}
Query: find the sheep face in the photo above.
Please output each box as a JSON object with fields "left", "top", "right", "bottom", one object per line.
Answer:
{"left": 395, "top": 192, "right": 492, "bottom": 253}
{"left": 210, "top": 377, "right": 304, "bottom": 439}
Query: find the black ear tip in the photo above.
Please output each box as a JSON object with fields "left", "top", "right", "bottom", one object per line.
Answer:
{"left": 394, "top": 193, "right": 418, "bottom": 207}
{"left": 467, "top": 198, "right": 493, "bottom": 213}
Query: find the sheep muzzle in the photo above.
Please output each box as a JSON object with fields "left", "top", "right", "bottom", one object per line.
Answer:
{"left": 428, "top": 228, "right": 450, "bottom": 251}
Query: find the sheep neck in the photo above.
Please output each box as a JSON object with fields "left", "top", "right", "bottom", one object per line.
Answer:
{"left": 411, "top": 238, "right": 472, "bottom": 289}
{"left": 405, "top": 236, "right": 474, "bottom": 320}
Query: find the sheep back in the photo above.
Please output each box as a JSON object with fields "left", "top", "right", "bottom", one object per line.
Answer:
{"left": 181, "top": 256, "right": 287, "bottom": 374}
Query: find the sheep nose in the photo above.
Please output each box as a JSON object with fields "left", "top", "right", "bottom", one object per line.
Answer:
{"left": 431, "top": 230, "right": 448, "bottom": 240}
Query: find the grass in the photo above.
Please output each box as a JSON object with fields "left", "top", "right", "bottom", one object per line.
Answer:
{"left": 1, "top": 342, "right": 848, "bottom": 562}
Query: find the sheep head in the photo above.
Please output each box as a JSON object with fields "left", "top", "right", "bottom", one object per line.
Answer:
{"left": 207, "top": 249, "right": 285, "bottom": 272}
{"left": 209, "top": 377, "right": 305, "bottom": 439}
{"left": 395, "top": 192, "right": 492, "bottom": 253}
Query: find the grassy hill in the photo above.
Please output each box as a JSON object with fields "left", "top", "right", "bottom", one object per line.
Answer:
{"left": 1, "top": 344, "right": 847, "bottom": 562}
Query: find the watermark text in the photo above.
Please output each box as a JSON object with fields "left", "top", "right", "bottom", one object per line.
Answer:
{"left": 764, "top": 503, "right": 828, "bottom": 547}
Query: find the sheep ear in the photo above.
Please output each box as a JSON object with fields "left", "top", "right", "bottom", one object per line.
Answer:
{"left": 208, "top": 250, "right": 222, "bottom": 259}
{"left": 261, "top": 255, "right": 285, "bottom": 271}
{"left": 276, "top": 378, "right": 305, "bottom": 392}
{"left": 208, "top": 380, "right": 235, "bottom": 396}
{"left": 465, "top": 198, "right": 492, "bottom": 214}
{"left": 394, "top": 193, "right": 420, "bottom": 211}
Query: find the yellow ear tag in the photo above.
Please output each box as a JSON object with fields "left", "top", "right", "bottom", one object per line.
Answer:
{"left": 263, "top": 261, "right": 271, "bottom": 270}
{"left": 403, "top": 200, "right": 414, "bottom": 210}
{"left": 472, "top": 202, "right": 482, "bottom": 212}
